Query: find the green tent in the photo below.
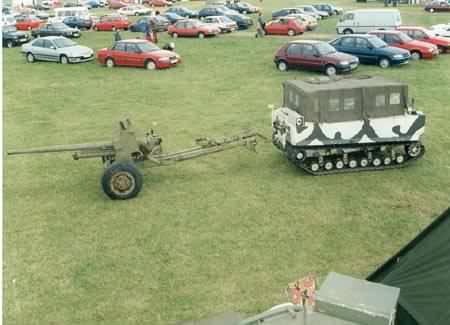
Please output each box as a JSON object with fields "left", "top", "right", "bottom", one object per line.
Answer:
{"left": 367, "top": 208, "right": 450, "bottom": 325}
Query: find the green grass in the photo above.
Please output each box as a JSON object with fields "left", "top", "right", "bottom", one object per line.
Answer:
{"left": 3, "top": 1, "right": 450, "bottom": 324}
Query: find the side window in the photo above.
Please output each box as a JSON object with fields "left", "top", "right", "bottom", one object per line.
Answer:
{"left": 355, "top": 38, "right": 369, "bottom": 49}
{"left": 343, "top": 98, "right": 355, "bottom": 111}
{"left": 375, "top": 94, "right": 386, "bottom": 107}
{"left": 340, "top": 37, "right": 355, "bottom": 47}
{"left": 343, "top": 13, "right": 354, "bottom": 20}
{"left": 329, "top": 98, "right": 340, "bottom": 112}
{"left": 302, "top": 44, "right": 316, "bottom": 57}
{"left": 384, "top": 34, "right": 397, "bottom": 44}
{"left": 43, "top": 40, "right": 54, "bottom": 48}
{"left": 126, "top": 44, "right": 138, "bottom": 53}
{"left": 415, "top": 30, "right": 426, "bottom": 39}
{"left": 113, "top": 43, "right": 126, "bottom": 51}
{"left": 33, "top": 39, "right": 44, "bottom": 47}
{"left": 286, "top": 44, "right": 302, "bottom": 56}
{"left": 390, "top": 93, "right": 401, "bottom": 105}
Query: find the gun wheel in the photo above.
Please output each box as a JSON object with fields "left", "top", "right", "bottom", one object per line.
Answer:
{"left": 102, "top": 162, "right": 143, "bottom": 200}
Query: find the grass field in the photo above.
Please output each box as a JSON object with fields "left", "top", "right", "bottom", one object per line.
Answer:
{"left": 3, "top": 1, "right": 450, "bottom": 324}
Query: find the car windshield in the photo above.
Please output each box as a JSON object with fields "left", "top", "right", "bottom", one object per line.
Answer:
{"left": 315, "top": 42, "right": 336, "bottom": 55}
{"left": 54, "top": 38, "right": 76, "bottom": 48}
{"left": 52, "top": 23, "right": 69, "bottom": 29}
{"left": 221, "top": 16, "right": 233, "bottom": 22}
{"left": 137, "top": 42, "right": 160, "bottom": 52}
{"left": 369, "top": 37, "right": 387, "bottom": 48}
{"left": 398, "top": 32, "right": 412, "bottom": 42}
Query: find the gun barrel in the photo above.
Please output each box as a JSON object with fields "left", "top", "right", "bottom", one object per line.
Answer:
{"left": 7, "top": 142, "right": 113, "bottom": 156}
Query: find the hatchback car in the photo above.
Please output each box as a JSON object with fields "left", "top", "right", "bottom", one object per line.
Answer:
{"left": 93, "top": 15, "right": 129, "bottom": 31}
{"left": 96, "top": 39, "right": 180, "bottom": 70}
{"left": 286, "top": 13, "right": 318, "bottom": 31}
{"left": 265, "top": 17, "right": 305, "bottom": 36}
{"left": 369, "top": 30, "right": 439, "bottom": 60}
{"left": 21, "top": 36, "right": 94, "bottom": 64}
{"left": 298, "top": 5, "right": 328, "bottom": 19}
{"left": 330, "top": 34, "right": 410, "bottom": 68}
{"left": 31, "top": 22, "right": 81, "bottom": 38}
{"left": 430, "top": 23, "right": 450, "bottom": 37}
{"left": 3, "top": 25, "right": 31, "bottom": 48}
{"left": 15, "top": 15, "right": 43, "bottom": 30}
{"left": 168, "top": 19, "right": 220, "bottom": 38}
{"left": 272, "top": 8, "right": 304, "bottom": 20}
{"left": 425, "top": 0, "right": 450, "bottom": 12}
{"left": 274, "top": 40, "right": 359, "bottom": 76}
{"left": 397, "top": 26, "right": 450, "bottom": 53}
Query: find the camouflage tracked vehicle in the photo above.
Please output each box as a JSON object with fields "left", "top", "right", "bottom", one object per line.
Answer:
{"left": 271, "top": 76, "right": 425, "bottom": 175}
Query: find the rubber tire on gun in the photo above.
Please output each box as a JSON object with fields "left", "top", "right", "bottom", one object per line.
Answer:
{"left": 101, "top": 161, "right": 143, "bottom": 200}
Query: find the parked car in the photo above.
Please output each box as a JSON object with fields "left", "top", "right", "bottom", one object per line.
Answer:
{"left": 330, "top": 34, "right": 410, "bottom": 68}
{"left": 274, "top": 40, "right": 359, "bottom": 76}
{"left": 118, "top": 5, "right": 153, "bottom": 16}
{"left": 298, "top": 5, "right": 328, "bottom": 19}
{"left": 83, "top": 0, "right": 102, "bottom": 8}
{"left": 93, "top": 15, "right": 129, "bottom": 31}
{"left": 145, "top": 0, "right": 172, "bottom": 7}
{"left": 397, "top": 26, "right": 450, "bottom": 53}
{"left": 203, "top": 15, "right": 237, "bottom": 33}
{"left": 198, "top": 6, "right": 228, "bottom": 19}
{"left": 161, "top": 12, "right": 185, "bottom": 24}
{"left": 129, "top": 15, "right": 170, "bottom": 32}
{"left": 28, "top": 9, "right": 50, "bottom": 20}
{"left": 287, "top": 13, "right": 318, "bottom": 31}
{"left": 265, "top": 17, "right": 305, "bottom": 36}
{"left": 15, "top": 15, "right": 43, "bottom": 30}
{"left": 313, "top": 4, "right": 343, "bottom": 15}
{"left": 225, "top": 2, "right": 259, "bottom": 14}
{"left": 369, "top": 30, "right": 439, "bottom": 60}
{"left": 336, "top": 9, "right": 401, "bottom": 34}
{"left": 21, "top": 36, "right": 94, "bottom": 64}
{"left": 108, "top": 0, "right": 129, "bottom": 9}
{"left": 63, "top": 16, "right": 93, "bottom": 30}
{"left": 165, "top": 6, "right": 198, "bottom": 18}
{"left": 168, "top": 19, "right": 220, "bottom": 38}
{"left": 2, "top": 14, "right": 17, "bottom": 27}
{"left": 3, "top": 25, "right": 31, "bottom": 48}
{"left": 31, "top": 22, "right": 81, "bottom": 38}
{"left": 425, "top": 0, "right": 450, "bottom": 12}
{"left": 226, "top": 13, "right": 253, "bottom": 30}
{"left": 272, "top": 8, "right": 304, "bottom": 20}
{"left": 430, "top": 23, "right": 450, "bottom": 37}
{"left": 97, "top": 39, "right": 180, "bottom": 70}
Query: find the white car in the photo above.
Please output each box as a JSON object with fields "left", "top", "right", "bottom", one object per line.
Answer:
{"left": 117, "top": 5, "right": 153, "bottom": 16}
{"left": 2, "top": 14, "right": 16, "bottom": 27}
{"left": 203, "top": 15, "right": 237, "bottom": 33}
{"left": 430, "top": 23, "right": 450, "bottom": 37}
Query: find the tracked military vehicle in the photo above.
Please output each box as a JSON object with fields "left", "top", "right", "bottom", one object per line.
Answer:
{"left": 272, "top": 76, "right": 425, "bottom": 175}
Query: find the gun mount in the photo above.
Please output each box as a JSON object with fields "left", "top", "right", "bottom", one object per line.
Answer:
{"left": 8, "top": 119, "right": 266, "bottom": 200}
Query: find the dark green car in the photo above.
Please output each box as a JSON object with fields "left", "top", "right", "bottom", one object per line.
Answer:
{"left": 2, "top": 26, "right": 31, "bottom": 48}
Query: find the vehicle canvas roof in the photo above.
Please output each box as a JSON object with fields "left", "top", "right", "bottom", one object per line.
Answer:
{"left": 284, "top": 76, "right": 406, "bottom": 94}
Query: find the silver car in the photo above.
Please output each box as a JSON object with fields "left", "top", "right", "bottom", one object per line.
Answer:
{"left": 21, "top": 36, "right": 94, "bottom": 64}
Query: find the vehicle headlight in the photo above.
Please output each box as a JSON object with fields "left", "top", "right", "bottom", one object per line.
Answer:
{"left": 393, "top": 54, "right": 403, "bottom": 59}
{"left": 429, "top": 48, "right": 434, "bottom": 52}
{"left": 158, "top": 57, "right": 170, "bottom": 62}
{"left": 340, "top": 61, "right": 349, "bottom": 65}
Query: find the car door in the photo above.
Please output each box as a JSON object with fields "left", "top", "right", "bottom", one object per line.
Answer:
{"left": 335, "top": 37, "right": 357, "bottom": 58}
{"left": 110, "top": 42, "right": 127, "bottom": 65}
{"left": 285, "top": 43, "right": 303, "bottom": 68}
{"left": 41, "top": 39, "right": 59, "bottom": 61}
{"left": 354, "top": 37, "right": 373, "bottom": 63}
{"left": 125, "top": 43, "right": 143, "bottom": 67}
{"left": 185, "top": 21, "right": 196, "bottom": 36}
{"left": 29, "top": 39, "right": 46, "bottom": 60}
{"left": 383, "top": 33, "right": 404, "bottom": 50}
{"left": 300, "top": 43, "right": 322, "bottom": 70}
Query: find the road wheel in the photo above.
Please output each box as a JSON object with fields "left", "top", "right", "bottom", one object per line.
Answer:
{"left": 348, "top": 159, "right": 358, "bottom": 169}
{"left": 372, "top": 157, "right": 382, "bottom": 167}
{"left": 325, "top": 64, "right": 337, "bottom": 76}
{"left": 277, "top": 60, "right": 288, "bottom": 72}
{"left": 407, "top": 142, "right": 422, "bottom": 158}
{"left": 287, "top": 29, "right": 295, "bottom": 36}
{"left": 411, "top": 51, "right": 421, "bottom": 60}
{"left": 437, "top": 46, "right": 445, "bottom": 54}
{"left": 26, "top": 52, "right": 35, "bottom": 63}
{"left": 6, "top": 40, "right": 13, "bottom": 48}
{"left": 310, "top": 161, "right": 320, "bottom": 172}
{"left": 106, "top": 57, "right": 115, "bottom": 68}
{"left": 60, "top": 55, "right": 69, "bottom": 64}
{"left": 360, "top": 157, "right": 369, "bottom": 168}
{"left": 396, "top": 154, "right": 405, "bottom": 164}
{"left": 384, "top": 156, "right": 392, "bottom": 165}
{"left": 335, "top": 160, "right": 344, "bottom": 169}
{"left": 172, "top": 32, "right": 178, "bottom": 38}
{"left": 145, "top": 60, "right": 156, "bottom": 70}
{"left": 378, "top": 57, "right": 390, "bottom": 68}
{"left": 198, "top": 32, "right": 205, "bottom": 39}
{"left": 343, "top": 28, "right": 353, "bottom": 34}
{"left": 112, "top": 26, "right": 117, "bottom": 31}
{"left": 324, "top": 161, "right": 333, "bottom": 171}
{"left": 101, "top": 161, "right": 143, "bottom": 200}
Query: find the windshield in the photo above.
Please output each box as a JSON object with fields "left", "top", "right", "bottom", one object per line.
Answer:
{"left": 398, "top": 32, "right": 412, "bottom": 42}
{"left": 315, "top": 42, "right": 336, "bottom": 55}
{"left": 54, "top": 38, "right": 76, "bottom": 48}
{"left": 52, "top": 22, "right": 69, "bottom": 29}
{"left": 137, "top": 42, "right": 160, "bottom": 52}
{"left": 221, "top": 16, "right": 233, "bottom": 22}
{"left": 369, "top": 37, "right": 387, "bottom": 48}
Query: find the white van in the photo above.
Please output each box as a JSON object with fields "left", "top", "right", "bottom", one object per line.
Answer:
{"left": 336, "top": 9, "right": 401, "bottom": 34}
{"left": 50, "top": 7, "right": 90, "bottom": 23}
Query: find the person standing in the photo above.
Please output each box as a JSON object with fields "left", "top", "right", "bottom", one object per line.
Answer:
{"left": 150, "top": 16, "right": 158, "bottom": 43}
{"left": 144, "top": 20, "right": 154, "bottom": 43}
{"left": 114, "top": 30, "right": 122, "bottom": 42}
{"left": 255, "top": 12, "right": 265, "bottom": 38}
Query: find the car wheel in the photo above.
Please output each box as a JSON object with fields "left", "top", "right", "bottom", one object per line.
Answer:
{"left": 343, "top": 28, "right": 353, "bottom": 34}
{"left": 93, "top": 26, "right": 98, "bottom": 31}
{"left": 145, "top": 60, "right": 156, "bottom": 70}
{"left": 6, "top": 40, "right": 13, "bottom": 48}
{"left": 378, "top": 57, "right": 390, "bottom": 68}
{"left": 242, "top": 10, "right": 247, "bottom": 14}
{"left": 287, "top": 29, "right": 295, "bottom": 36}
{"left": 325, "top": 64, "right": 337, "bottom": 76}
{"left": 135, "top": 12, "right": 139, "bottom": 16}
{"left": 26, "top": 52, "right": 35, "bottom": 63}
{"left": 429, "top": 8, "right": 434, "bottom": 13}
{"left": 277, "top": 60, "right": 288, "bottom": 72}
{"left": 411, "top": 51, "right": 421, "bottom": 60}
{"left": 106, "top": 57, "right": 115, "bottom": 68}
{"left": 172, "top": 32, "right": 178, "bottom": 38}
{"left": 437, "top": 46, "right": 445, "bottom": 54}
{"left": 60, "top": 55, "right": 69, "bottom": 64}
{"left": 28, "top": 26, "right": 32, "bottom": 30}
{"left": 198, "top": 32, "right": 205, "bottom": 39}
{"left": 112, "top": 26, "right": 117, "bottom": 31}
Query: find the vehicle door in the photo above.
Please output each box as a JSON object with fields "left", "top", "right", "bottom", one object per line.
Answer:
{"left": 110, "top": 42, "right": 127, "bottom": 65}
{"left": 335, "top": 37, "right": 357, "bottom": 58}
{"left": 412, "top": 29, "right": 427, "bottom": 42}
{"left": 383, "top": 33, "right": 404, "bottom": 50}
{"left": 104, "top": 17, "right": 113, "bottom": 30}
{"left": 46, "top": 24, "right": 58, "bottom": 36}
{"left": 284, "top": 43, "right": 303, "bottom": 68}
{"left": 29, "top": 39, "right": 46, "bottom": 60}
{"left": 41, "top": 39, "right": 59, "bottom": 61}
{"left": 354, "top": 37, "right": 374, "bottom": 63}
{"left": 300, "top": 43, "right": 322, "bottom": 70}
{"left": 124, "top": 43, "right": 143, "bottom": 67}
{"left": 185, "top": 21, "right": 197, "bottom": 36}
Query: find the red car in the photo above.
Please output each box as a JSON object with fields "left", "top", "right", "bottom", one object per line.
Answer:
{"left": 425, "top": 0, "right": 450, "bottom": 12}
{"left": 369, "top": 30, "right": 439, "bottom": 60}
{"left": 93, "top": 15, "right": 130, "bottom": 31}
{"left": 168, "top": 19, "right": 220, "bottom": 38}
{"left": 145, "top": 0, "right": 171, "bottom": 6}
{"left": 265, "top": 17, "right": 305, "bottom": 36}
{"left": 97, "top": 39, "right": 181, "bottom": 70}
{"left": 397, "top": 26, "right": 450, "bottom": 53}
{"left": 15, "top": 15, "right": 43, "bottom": 30}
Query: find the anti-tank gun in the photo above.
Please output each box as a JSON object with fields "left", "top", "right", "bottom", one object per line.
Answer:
{"left": 8, "top": 119, "right": 266, "bottom": 200}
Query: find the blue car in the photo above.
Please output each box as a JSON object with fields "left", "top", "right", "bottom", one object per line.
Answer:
{"left": 165, "top": 6, "right": 198, "bottom": 18}
{"left": 329, "top": 34, "right": 411, "bottom": 68}
{"left": 129, "top": 16, "right": 170, "bottom": 32}
{"left": 161, "top": 12, "right": 184, "bottom": 24}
